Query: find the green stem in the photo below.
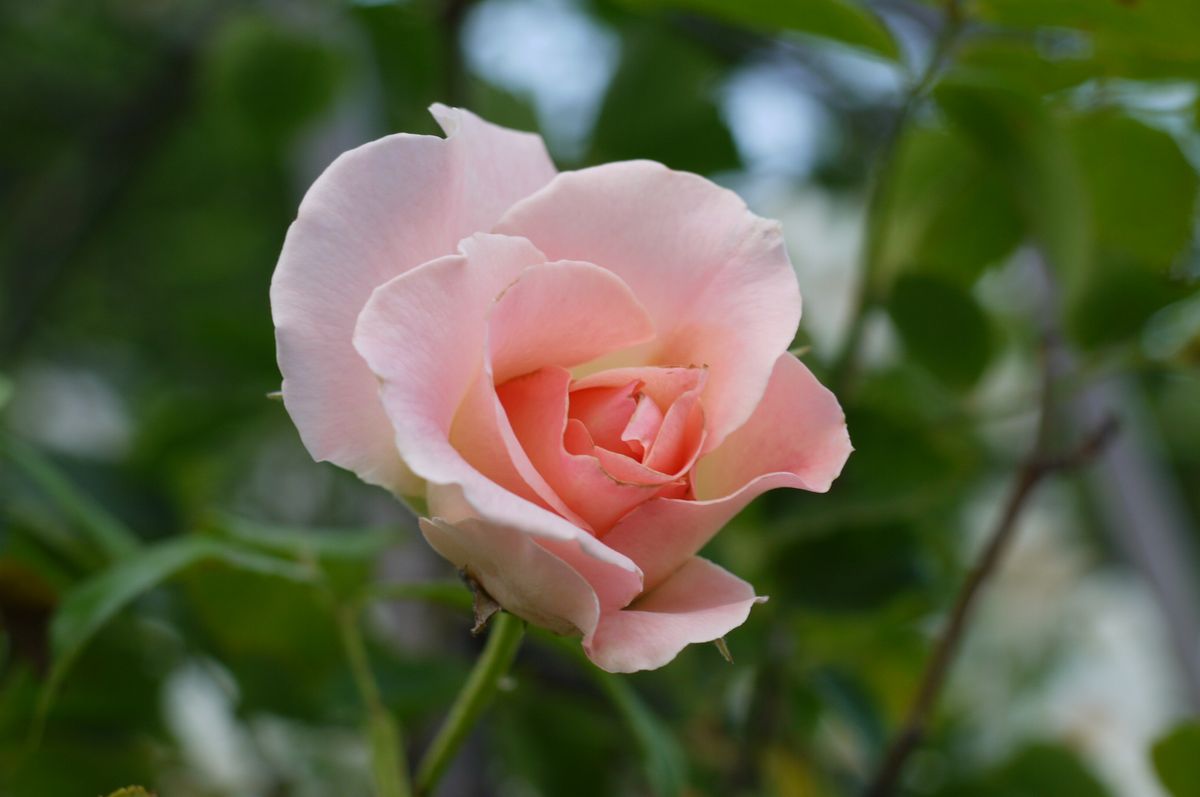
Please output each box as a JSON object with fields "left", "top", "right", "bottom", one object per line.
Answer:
{"left": 831, "top": 0, "right": 966, "bottom": 395}
{"left": 336, "top": 606, "right": 413, "bottom": 797}
{"left": 415, "top": 612, "right": 525, "bottom": 795}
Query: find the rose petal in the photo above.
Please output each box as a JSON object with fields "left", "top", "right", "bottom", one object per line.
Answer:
{"left": 427, "top": 483, "right": 642, "bottom": 618}
{"left": 448, "top": 260, "right": 657, "bottom": 526}
{"left": 621, "top": 393, "right": 664, "bottom": 458}
{"left": 354, "top": 234, "right": 642, "bottom": 589}
{"left": 584, "top": 557, "right": 766, "bottom": 673}
{"left": 602, "top": 353, "right": 851, "bottom": 589}
{"left": 273, "top": 105, "right": 555, "bottom": 494}
{"left": 497, "top": 161, "right": 800, "bottom": 453}
{"left": 569, "top": 382, "right": 640, "bottom": 455}
{"left": 498, "top": 367, "right": 676, "bottom": 534}
{"left": 420, "top": 517, "right": 599, "bottom": 636}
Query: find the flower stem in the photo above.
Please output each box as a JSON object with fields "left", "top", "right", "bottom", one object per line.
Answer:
{"left": 336, "top": 606, "right": 413, "bottom": 797}
{"left": 415, "top": 612, "right": 525, "bottom": 796}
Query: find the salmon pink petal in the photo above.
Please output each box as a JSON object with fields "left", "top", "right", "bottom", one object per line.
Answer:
{"left": 568, "top": 383, "right": 640, "bottom": 455}
{"left": 447, "top": 260, "right": 657, "bottom": 526}
{"left": 498, "top": 367, "right": 676, "bottom": 534}
{"left": 621, "top": 393, "right": 663, "bottom": 458}
{"left": 497, "top": 161, "right": 800, "bottom": 453}
{"left": 273, "top": 105, "right": 554, "bottom": 495}
{"left": 584, "top": 557, "right": 766, "bottom": 673}
{"left": 602, "top": 354, "right": 851, "bottom": 589}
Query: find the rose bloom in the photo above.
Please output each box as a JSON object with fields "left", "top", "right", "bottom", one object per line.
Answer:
{"left": 271, "top": 105, "right": 851, "bottom": 672}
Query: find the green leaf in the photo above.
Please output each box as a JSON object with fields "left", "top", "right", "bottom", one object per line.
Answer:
{"left": 39, "top": 535, "right": 315, "bottom": 729}
{"left": 933, "top": 743, "right": 1112, "bottom": 797}
{"left": 105, "top": 788, "right": 154, "bottom": 797}
{"left": 589, "top": 22, "right": 739, "bottom": 174}
{"left": 594, "top": 672, "right": 688, "bottom": 797}
{"left": 772, "top": 521, "right": 929, "bottom": 611}
{"left": 977, "top": 0, "right": 1200, "bottom": 81}
{"left": 1066, "top": 255, "right": 1189, "bottom": 350}
{"left": 1152, "top": 721, "right": 1200, "bottom": 797}
{"left": 886, "top": 274, "right": 993, "bottom": 389}
{"left": 882, "top": 126, "right": 1023, "bottom": 287}
{"left": 935, "top": 77, "right": 1090, "bottom": 280}
{"left": 629, "top": 0, "right": 897, "bottom": 59}
{"left": 1070, "top": 111, "right": 1198, "bottom": 271}
{"left": 204, "top": 14, "right": 346, "bottom": 145}
{"left": 1, "top": 433, "right": 140, "bottom": 563}
{"left": 214, "top": 513, "right": 403, "bottom": 561}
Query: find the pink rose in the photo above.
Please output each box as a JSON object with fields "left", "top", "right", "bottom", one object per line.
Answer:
{"left": 271, "top": 105, "right": 851, "bottom": 672}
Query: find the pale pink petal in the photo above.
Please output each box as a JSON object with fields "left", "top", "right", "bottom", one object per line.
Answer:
{"left": 427, "top": 482, "right": 642, "bottom": 616}
{"left": 486, "top": 261, "right": 656, "bottom": 384}
{"left": 601, "top": 354, "right": 851, "bottom": 590}
{"left": 693, "top": 353, "right": 851, "bottom": 499}
{"left": 496, "top": 161, "right": 800, "bottom": 452}
{"left": 420, "top": 517, "right": 599, "bottom": 636}
{"left": 584, "top": 557, "right": 766, "bottom": 673}
{"left": 354, "top": 234, "right": 642, "bottom": 595}
{"left": 272, "top": 105, "right": 554, "bottom": 494}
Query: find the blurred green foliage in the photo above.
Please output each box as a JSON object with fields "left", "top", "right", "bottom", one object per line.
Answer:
{"left": 2, "top": 0, "right": 1199, "bottom": 795}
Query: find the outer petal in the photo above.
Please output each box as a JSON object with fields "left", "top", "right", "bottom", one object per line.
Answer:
{"left": 272, "top": 105, "right": 555, "bottom": 494}
{"left": 496, "top": 161, "right": 800, "bottom": 453}
{"left": 354, "top": 234, "right": 643, "bottom": 606}
{"left": 420, "top": 517, "right": 599, "bottom": 636}
{"left": 584, "top": 557, "right": 766, "bottom": 673}
{"left": 602, "top": 353, "right": 851, "bottom": 590}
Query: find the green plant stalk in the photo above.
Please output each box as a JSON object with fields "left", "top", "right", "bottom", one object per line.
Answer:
{"left": 415, "top": 612, "right": 525, "bottom": 795}
{"left": 336, "top": 607, "right": 413, "bottom": 797}
{"left": 831, "top": 0, "right": 965, "bottom": 394}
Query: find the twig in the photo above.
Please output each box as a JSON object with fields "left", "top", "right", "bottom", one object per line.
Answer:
{"left": 831, "top": 0, "right": 965, "bottom": 395}
{"left": 861, "top": 376, "right": 1118, "bottom": 797}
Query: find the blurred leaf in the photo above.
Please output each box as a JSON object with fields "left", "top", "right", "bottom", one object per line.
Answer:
{"left": 1070, "top": 111, "right": 1198, "bottom": 271}
{"left": 632, "top": 0, "right": 898, "bottom": 59}
{"left": 882, "top": 126, "right": 1023, "bottom": 286}
{"left": 0, "top": 372, "right": 12, "bottom": 410}
{"left": 105, "top": 788, "right": 154, "bottom": 797}
{"left": 1, "top": 434, "right": 139, "bottom": 564}
{"left": 773, "top": 521, "right": 929, "bottom": 611}
{"left": 1152, "top": 721, "right": 1200, "bottom": 797}
{"left": 215, "top": 513, "right": 402, "bottom": 561}
{"left": 595, "top": 671, "right": 689, "bottom": 796}
{"left": 589, "top": 22, "right": 739, "bottom": 173}
{"left": 204, "top": 14, "right": 346, "bottom": 146}
{"left": 886, "top": 274, "right": 993, "bottom": 389}
{"left": 43, "top": 535, "right": 315, "bottom": 717}
{"left": 1067, "top": 256, "right": 1189, "bottom": 349}
{"left": 977, "top": 0, "right": 1200, "bottom": 81}
{"left": 935, "top": 77, "right": 1089, "bottom": 279}
{"left": 351, "top": 1, "right": 443, "bottom": 134}
{"left": 934, "top": 743, "right": 1111, "bottom": 797}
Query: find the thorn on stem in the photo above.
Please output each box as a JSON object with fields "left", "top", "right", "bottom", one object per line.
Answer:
{"left": 461, "top": 569, "right": 500, "bottom": 636}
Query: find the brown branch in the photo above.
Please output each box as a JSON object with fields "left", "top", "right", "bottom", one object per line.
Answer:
{"left": 862, "top": 404, "right": 1118, "bottom": 797}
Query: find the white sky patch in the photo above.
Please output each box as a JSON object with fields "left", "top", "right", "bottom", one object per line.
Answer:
{"left": 462, "top": 0, "right": 619, "bottom": 160}
{"left": 722, "top": 64, "right": 833, "bottom": 178}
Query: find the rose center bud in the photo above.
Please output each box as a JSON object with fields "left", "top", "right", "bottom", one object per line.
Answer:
{"left": 497, "top": 365, "right": 708, "bottom": 535}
